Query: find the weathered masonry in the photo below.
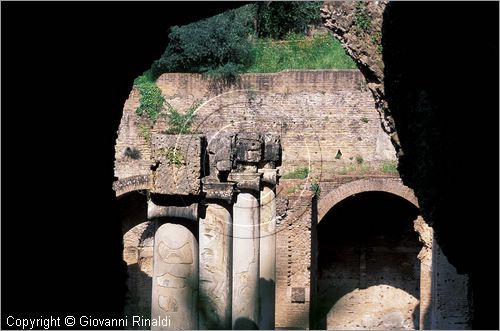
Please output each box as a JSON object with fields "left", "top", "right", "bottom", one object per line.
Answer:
{"left": 114, "top": 70, "right": 471, "bottom": 329}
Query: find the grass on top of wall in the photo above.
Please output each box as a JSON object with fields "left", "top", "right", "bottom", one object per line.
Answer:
{"left": 282, "top": 167, "right": 310, "bottom": 179}
{"left": 246, "top": 32, "right": 357, "bottom": 73}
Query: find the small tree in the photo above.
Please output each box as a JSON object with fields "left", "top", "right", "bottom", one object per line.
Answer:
{"left": 151, "top": 4, "right": 256, "bottom": 80}
{"left": 256, "top": 1, "right": 323, "bottom": 39}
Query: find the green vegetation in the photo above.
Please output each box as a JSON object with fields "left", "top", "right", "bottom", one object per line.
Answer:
{"left": 256, "top": 2, "right": 322, "bottom": 39}
{"left": 164, "top": 100, "right": 200, "bottom": 134}
{"left": 282, "top": 167, "right": 309, "bottom": 179}
{"left": 162, "top": 147, "right": 185, "bottom": 167}
{"left": 339, "top": 163, "right": 370, "bottom": 175}
{"left": 151, "top": 5, "right": 256, "bottom": 80}
{"left": 137, "top": 123, "right": 152, "bottom": 142}
{"left": 381, "top": 160, "right": 398, "bottom": 174}
{"left": 310, "top": 181, "right": 321, "bottom": 198}
{"left": 338, "top": 159, "right": 399, "bottom": 175}
{"left": 135, "top": 2, "right": 357, "bottom": 117}
{"left": 361, "top": 117, "right": 369, "bottom": 123}
{"left": 247, "top": 33, "right": 356, "bottom": 73}
{"left": 134, "top": 70, "right": 164, "bottom": 121}
{"left": 355, "top": 1, "right": 371, "bottom": 32}
{"left": 371, "top": 31, "right": 383, "bottom": 54}
{"left": 148, "top": 2, "right": 354, "bottom": 81}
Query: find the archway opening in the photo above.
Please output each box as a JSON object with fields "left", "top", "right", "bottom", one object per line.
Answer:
{"left": 313, "top": 191, "right": 421, "bottom": 329}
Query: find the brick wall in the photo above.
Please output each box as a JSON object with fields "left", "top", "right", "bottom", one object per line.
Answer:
{"left": 114, "top": 70, "right": 396, "bottom": 184}
{"left": 275, "top": 193, "right": 314, "bottom": 329}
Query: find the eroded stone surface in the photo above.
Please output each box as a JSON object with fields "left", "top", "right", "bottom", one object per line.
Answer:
{"left": 259, "top": 186, "right": 276, "bottom": 329}
{"left": 152, "top": 223, "right": 198, "bottom": 330}
{"left": 151, "top": 134, "right": 203, "bottom": 195}
{"left": 232, "top": 193, "right": 260, "bottom": 329}
{"left": 124, "top": 222, "right": 154, "bottom": 329}
{"left": 326, "top": 286, "right": 418, "bottom": 330}
{"left": 199, "top": 204, "right": 232, "bottom": 329}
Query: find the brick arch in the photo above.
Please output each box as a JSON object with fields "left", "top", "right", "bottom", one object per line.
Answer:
{"left": 318, "top": 178, "right": 418, "bottom": 223}
{"left": 113, "top": 175, "right": 151, "bottom": 198}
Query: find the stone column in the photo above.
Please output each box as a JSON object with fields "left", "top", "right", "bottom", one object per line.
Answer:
{"left": 199, "top": 204, "right": 232, "bottom": 329}
{"left": 152, "top": 223, "right": 198, "bottom": 330}
{"left": 414, "top": 216, "right": 433, "bottom": 330}
{"left": 232, "top": 191, "right": 260, "bottom": 329}
{"left": 259, "top": 185, "right": 276, "bottom": 329}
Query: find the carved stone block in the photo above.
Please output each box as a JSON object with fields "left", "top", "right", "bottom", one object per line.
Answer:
{"left": 263, "top": 134, "right": 281, "bottom": 163}
{"left": 291, "top": 287, "right": 305, "bottom": 303}
{"left": 151, "top": 134, "right": 203, "bottom": 195}
{"left": 235, "top": 133, "right": 262, "bottom": 163}
{"left": 209, "top": 133, "right": 234, "bottom": 172}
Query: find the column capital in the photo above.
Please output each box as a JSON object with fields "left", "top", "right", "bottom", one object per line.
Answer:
{"left": 201, "top": 179, "right": 235, "bottom": 203}
{"left": 258, "top": 168, "right": 279, "bottom": 185}
{"left": 147, "top": 200, "right": 198, "bottom": 221}
{"left": 227, "top": 172, "right": 262, "bottom": 192}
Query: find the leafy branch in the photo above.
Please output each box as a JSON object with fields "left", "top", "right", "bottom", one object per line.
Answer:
{"left": 164, "top": 100, "right": 201, "bottom": 134}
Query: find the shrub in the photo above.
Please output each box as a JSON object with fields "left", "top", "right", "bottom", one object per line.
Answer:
{"left": 134, "top": 70, "right": 164, "bottom": 121}
{"left": 310, "top": 181, "right": 321, "bottom": 198}
{"left": 256, "top": 1, "right": 323, "bottom": 39}
{"left": 164, "top": 100, "right": 200, "bottom": 134}
{"left": 151, "top": 5, "right": 256, "bottom": 80}
{"left": 355, "top": 1, "right": 371, "bottom": 32}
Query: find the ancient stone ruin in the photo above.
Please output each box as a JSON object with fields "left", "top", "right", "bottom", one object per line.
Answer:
{"left": 115, "top": 70, "right": 471, "bottom": 329}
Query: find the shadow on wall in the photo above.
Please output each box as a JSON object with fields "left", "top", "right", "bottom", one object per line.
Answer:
{"left": 382, "top": 3, "right": 499, "bottom": 328}
{"left": 312, "top": 191, "right": 421, "bottom": 329}
{"left": 233, "top": 318, "right": 259, "bottom": 330}
{"left": 125, "top": 266, "right": 152, "bottom": 330}
{"left": 259, "top": 277, "right": 276, "bottom": 328}
{"left": 119, "top": 191, "right": 148, "bottom": 234}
